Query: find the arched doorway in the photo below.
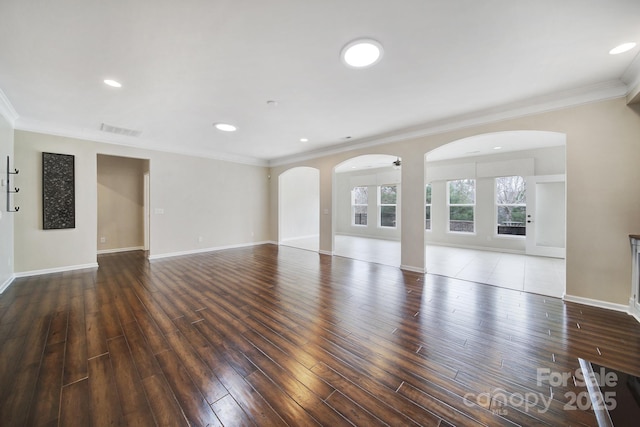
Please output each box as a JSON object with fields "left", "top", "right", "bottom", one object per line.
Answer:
{"left": 424, "top": 130, "right": 566, "bottom": 297}
{"left": 332, "top": 154, "right": 402, "bottom": 266}
{"left": 278, "top": 167, "right": 320, "bottom": 252}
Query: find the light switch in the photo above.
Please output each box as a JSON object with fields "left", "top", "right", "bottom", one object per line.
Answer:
{"left": 154, "top": 208, "right": 164, "bottom": 214}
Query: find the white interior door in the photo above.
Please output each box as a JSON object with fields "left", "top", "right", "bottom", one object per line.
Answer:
{"left": 525, "top": 175, "right": 566, "bottom": 258}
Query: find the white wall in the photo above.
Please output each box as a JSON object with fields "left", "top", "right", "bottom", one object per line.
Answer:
{"left": 279, "top": 167, "right": 319, "bottom": 241}
{"left": 425, "top": 146, "right": 565, "bottom": 253}
{"left": 14, "top": 130, "right": 271, "bottom": 273}
{"left": 0, "top": 112, "right": 14, "bottom": 291}
{"left": 335, "top": 167, "right": 401, "bottom": 240}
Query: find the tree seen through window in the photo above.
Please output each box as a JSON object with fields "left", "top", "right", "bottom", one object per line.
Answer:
{"left": 496, "top": 176, "right": 526, "bottom": 236}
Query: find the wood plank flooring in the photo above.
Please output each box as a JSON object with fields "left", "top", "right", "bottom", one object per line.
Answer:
{"left": 1, "top": 244, "right": 640, "bottom": 426}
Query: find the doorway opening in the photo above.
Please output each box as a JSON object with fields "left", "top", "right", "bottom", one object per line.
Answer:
{"left": 424, "top": 131, "right": 566, "bottom": 297}
{"left": 278, "top": 167, "right": 320, "bottom": 252}
{"left": 332, "top": 154, "right": 402, "bottom": 267}
{"left": 97, "top": 154, "right": 150, "bottom": 255}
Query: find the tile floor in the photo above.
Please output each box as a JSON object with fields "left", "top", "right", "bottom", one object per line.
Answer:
{"left": 280, "top": 235, "right": 566, "bottom": 298}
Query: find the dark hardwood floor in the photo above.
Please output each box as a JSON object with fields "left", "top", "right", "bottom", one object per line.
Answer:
{"left": 1, "top": 244, "right": 640, "bottom": 426}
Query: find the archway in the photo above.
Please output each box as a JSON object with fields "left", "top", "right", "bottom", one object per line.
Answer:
{"left": 332, "top": 154, "right": 402, "bottom": 266}
{"left": 424, "top": 130, "right": 566, "bottom": 297}
{"left": 278, "top": 167, "right": 320, "bottom": 252}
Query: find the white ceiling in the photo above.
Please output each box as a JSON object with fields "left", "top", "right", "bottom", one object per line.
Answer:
{"left": 1, "top": 1, "right": 639, "bottom": 166}
{"left": 334, "top": 130, "right": 565, "bottom": 172}
{"left": 334, "top": 154, "right": 400, "bottom": 173}
{"left": 425, "top": 130, "right": 566, "bottom": 162}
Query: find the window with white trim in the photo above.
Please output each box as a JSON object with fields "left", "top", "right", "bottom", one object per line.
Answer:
{"left": 496, "top": 176, "right": 526, "bottom": 236}
{"left": 425, "top": 184, "right": 432, "bottom": 230}
{"left": 352, "top": 186, "right": 368, "bottom": 226}
{"left": 379, "top": 184, "right": 397, "bottom": 228}
{"left": 448, "top": 179, "right": 475, "bottom": 233}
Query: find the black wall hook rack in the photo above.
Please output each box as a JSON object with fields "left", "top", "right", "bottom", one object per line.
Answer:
{"left": 6, "top": 155, "right": 20, "bottom": 212}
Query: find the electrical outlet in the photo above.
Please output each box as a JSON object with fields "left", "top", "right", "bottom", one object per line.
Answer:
{"left": 198, "top": 236, "right": 203, "bottom": 243}
{"left": 100, "top": 236, "right": 106, "bottom": 243}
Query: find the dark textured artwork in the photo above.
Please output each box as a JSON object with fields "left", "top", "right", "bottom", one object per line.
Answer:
{"left": 43, "top": 152, "right": 75, "bottom": 229}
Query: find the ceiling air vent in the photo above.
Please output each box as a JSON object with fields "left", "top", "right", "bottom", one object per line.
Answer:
{"left": 100, "top": 123, "right": 142, "bottom": 138}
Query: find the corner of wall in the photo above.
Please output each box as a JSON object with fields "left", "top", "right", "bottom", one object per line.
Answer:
{"left": 0, "top": 274, "right": 15, "bottom": 294}
{"left": 0, "top": 88, "right": 16, "bottom": 291}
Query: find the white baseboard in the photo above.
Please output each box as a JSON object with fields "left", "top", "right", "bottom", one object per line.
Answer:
{"left": 0, "top": 274, "right": 15, "bottom": 294}
{"left": 336, "top": 232, "right": 401, "bottom": 242}
{"left": 627, "top": 298, "right": 640, "bottom": 323}
{"left": 425, "top": 241, "right": 526, "bottom": 256}
{"left": 401, "top": 264, "right": 426, "bottom": 274}
{"left": 98, "top": 246, "right": 144, "bottom": 255}
{"left": 14, "top": 262, "right": 99, "bottom": 278}
{"left": 148, "top": 241, "right": 273, "bottom": 260}
{"left": 281, "top": 234, "right": 320, "bottom": 242}
{"left": 562, "top": 294, "right": 629, "bottom": 313}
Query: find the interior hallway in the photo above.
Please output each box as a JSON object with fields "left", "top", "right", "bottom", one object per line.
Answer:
{"left": 283, "top": 235, "right": 565, "bottom": 298}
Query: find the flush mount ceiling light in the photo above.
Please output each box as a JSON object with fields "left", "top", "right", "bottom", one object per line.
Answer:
{"left": 214, "top": 123, "right": 237, "bottom": 132}
{"left": 300, "top": 138, "right": 309, "bottom": 142}
{"left": 341, "top": 39, "right": 383, "bottom": 68}
{"left": 103, "top": 79, "right": 122, "bottom": 88}
{"left": 609, "top": 42, "right": 636, "bottom": 55}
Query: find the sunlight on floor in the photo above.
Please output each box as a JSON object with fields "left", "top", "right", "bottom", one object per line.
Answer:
{"left": 281, "top": 235, "right": 566, "bottom": 298}
{"left": 425, "top": 245, "right": 565, "bottom": 298}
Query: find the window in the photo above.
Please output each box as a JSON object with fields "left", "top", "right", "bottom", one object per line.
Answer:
{"left": 425, "top": 184, "right": 432, "bottom": 230}
{"left": 496, "top": 176, "right": 526, "bottom": 236}
{"left": 448, "top": 179, "right": 475, "bottom": 233}
{"left": 379, "top": 184, "right": 397, "bottom": 227}
{"left": 352, "top": 186, "right": 368, "bottom": 226}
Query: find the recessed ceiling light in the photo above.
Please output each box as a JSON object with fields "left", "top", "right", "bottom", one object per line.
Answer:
{"left": 103, "top": 79, "right": 122, "bottom": 88}
{"left": 341, "top": 39, "right": 383, "bottom": 68}
{"left": 300, "top": 138, "right": 309, "bottom": 142}
{"left": 493, "top": 146, "right": 502, "bottom": 150}
{"left": 609, "top": 42, "right": 636, "bottom": 55}
{"left": 214, "top": 123, "right": 237, "bottom": 132}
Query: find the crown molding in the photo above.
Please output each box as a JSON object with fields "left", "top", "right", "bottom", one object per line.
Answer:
{"left": 14, "top": 118, "right": 269, "bottom": 167}
{"left": 623, "top": 51, "right": 640, "bottom": 104}
{"left": 0, "top": 88, "right": 19, "bottom": 127}
{"left": 268, "top": 80, "right": 628, "bottom": 168}
{"left": 5, "top": 77, "right": 633, "bottom": 169}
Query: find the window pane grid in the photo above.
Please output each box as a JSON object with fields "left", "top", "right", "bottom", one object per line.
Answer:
{"left": 352, "top": 186, "right": 368, "bottom": 226}
{"left": 425, "top": 184, "right": 432, "bottom": 230}
{"left": 496, "top": 176, "right": 526, "bottom": 236}
{"left": 448, "top": 179, "right": 475, "bottom": 233}
{"left": 379, "top": 185, "right": 397, "bottom": 228}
